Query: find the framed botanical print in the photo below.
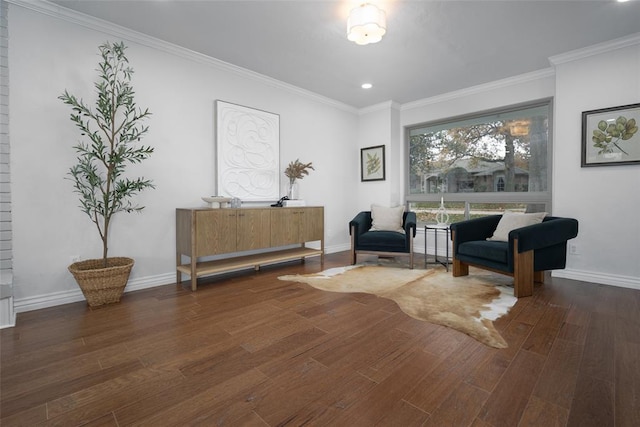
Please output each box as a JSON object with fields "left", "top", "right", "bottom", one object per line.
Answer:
{"left": 361, "top": 145, "right": 385, "bottom": 181}
{"left": 581, "top": 103, "right": 640, "bottom": 167}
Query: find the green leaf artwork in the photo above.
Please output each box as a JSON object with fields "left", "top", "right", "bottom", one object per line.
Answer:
{"left": 592, "top": 115, "right": 638, "bottom": 155}
{"left": 366, "top": 152, "right": 381, "bottom": 175}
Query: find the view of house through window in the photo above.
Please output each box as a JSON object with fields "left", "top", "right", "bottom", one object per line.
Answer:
{"left": 406, "top": 100, "right": 552, "bottom": 223}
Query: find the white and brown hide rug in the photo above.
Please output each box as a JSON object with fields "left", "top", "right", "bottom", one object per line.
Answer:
{"left": 278, "top": 265, "right": 517, "bottom": 348}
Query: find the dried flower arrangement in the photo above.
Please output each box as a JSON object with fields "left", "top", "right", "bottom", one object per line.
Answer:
{"left": 284, "top": 159, "right": 314, "bottom": 184}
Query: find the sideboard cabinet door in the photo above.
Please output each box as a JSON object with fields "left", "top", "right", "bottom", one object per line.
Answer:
{"left": 300, "top": 207, "right": 324, "bottom": 242}
{"left": 270, "top": 207, "right": 324, "bottom": 246}
{"left": 237, "top": 209, "right": 271, "bottom": 251}
{"left": 195, "top": 210, "right": 237, "bottom": 255}
{"left": 270, "top": 209, "right": 299, "bottom": 247}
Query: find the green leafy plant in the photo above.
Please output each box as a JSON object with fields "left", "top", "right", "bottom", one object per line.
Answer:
{"left": 592, "top": 115, "right": 638, "bottom": 155}
{"left": 59, "top": 41, "right": 154, "bottom": 267}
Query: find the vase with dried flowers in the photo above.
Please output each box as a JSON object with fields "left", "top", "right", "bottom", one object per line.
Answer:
{"left": 284, "top": 159, "right": 314, "bottom": 199}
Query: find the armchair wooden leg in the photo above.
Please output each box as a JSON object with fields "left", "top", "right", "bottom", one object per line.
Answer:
{"left": 451, "top": 230, "right": 468, "bottom": 277}
{"left": 409, "top": 238, "right": 414, "bottom": 269}
{"left": 513, "top": 241, "right": 534, "bottom": 297}
{"left": 452, "top": 259, "right": 469, "bottom": 277}
{"left": 534, "top": 271, "right": 545, "bottom": 284}
{"left": 350, "top": 229, "right": 357, "bottom": 265}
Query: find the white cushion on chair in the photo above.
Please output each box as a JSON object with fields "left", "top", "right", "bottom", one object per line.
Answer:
{"left": 370, "top": 205, "right": 405, "bottom": 233}
{"left": 487, "top": 211, "right": 547, "bottom": 242}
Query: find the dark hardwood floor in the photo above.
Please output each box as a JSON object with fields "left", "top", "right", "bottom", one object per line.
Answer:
{"left": 1, "top": 251, "right": 639, "bottom": 426}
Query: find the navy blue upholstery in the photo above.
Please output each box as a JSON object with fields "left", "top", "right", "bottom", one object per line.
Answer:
{"left": 450, "top": 215, "right": 578, "bottom": 297}
{"left": 349, "top": 211, "right": 417, "bottom": 268}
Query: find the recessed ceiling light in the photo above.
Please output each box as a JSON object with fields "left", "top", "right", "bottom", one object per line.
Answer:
{"left": 617, "top": 0, "right": 629, "bottom": 2}
{"left": 361, "top": 83, "right": 373, "bottom": 89}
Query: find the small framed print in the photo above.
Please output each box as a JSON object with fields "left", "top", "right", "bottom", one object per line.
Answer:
{"left": 361, "top": 145, "right": 386, "bottom": 182}
{"left": 581, "top": 103, "right": 640, "bottom": 167}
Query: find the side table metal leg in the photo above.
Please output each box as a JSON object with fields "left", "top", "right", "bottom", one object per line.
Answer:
{"left": 435, "top": 229, "right": 438, "bottom": 267}
{"left": 424, "top": 226, "right": 428, "bottom": 268}
{"left": 445, "top": 228, "right": 450, "bottom": 272}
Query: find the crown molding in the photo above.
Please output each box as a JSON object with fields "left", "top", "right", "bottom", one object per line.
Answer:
{"left": 549, "top": 32, "right": 640, "bottom": 66}
{"left": 400, "top": 68, "right": 555, "bottom": 111}
{"left": 7, "top": 0, "right": 359, "bottom": 114}
{"left": 358, "top": 100, "right": 401, "bottom": 116}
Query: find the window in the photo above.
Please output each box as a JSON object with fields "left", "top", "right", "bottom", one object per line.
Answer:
{"left": 406, "top": 100, "right": 552, "bottom": 223}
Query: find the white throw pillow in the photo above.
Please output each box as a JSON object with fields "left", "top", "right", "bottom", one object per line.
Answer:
{"left": 370, "top": 205, "right": 405, "bottom": 233}
{"left": 487, "top": 211, "right": 547, "bottom": 242}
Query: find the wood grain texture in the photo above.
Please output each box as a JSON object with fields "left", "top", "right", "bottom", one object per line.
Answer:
{"left": 1, "top": 251, "right": 638, "bottom": 426}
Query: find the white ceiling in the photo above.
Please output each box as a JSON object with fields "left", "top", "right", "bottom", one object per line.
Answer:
{"left": 51, "top": 0, "right": 640, "bottom": 109}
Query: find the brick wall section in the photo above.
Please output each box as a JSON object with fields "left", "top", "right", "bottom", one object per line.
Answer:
{"left": 0, "top": 0, "right": 12, "bottom": 286}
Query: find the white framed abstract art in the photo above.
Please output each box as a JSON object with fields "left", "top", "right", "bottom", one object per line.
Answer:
{"left": 215, "top": 100, "right": 280, "bottom": 201}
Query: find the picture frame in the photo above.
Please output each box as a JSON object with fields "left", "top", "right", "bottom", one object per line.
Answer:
{"left": 581, "top": 103, "right": 640, "bottom": 167}
{"left": 361, "top": 145, "right": 386, "bottom": 181}
{"left": 215, "top": 100, "right": 280, "bottom": 201}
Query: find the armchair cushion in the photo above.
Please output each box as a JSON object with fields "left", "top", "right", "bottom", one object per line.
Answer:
{"left": 459, "top": 240, "right": 509, "bottom": 265}
{"left": 487, "top": 211, "right": 547, "bottom": 242}
{"left": 358, "top": 230, "right": 407, "bottom": 252}
{"left": 370, "top": 204, "right": 405, "bottom": 233}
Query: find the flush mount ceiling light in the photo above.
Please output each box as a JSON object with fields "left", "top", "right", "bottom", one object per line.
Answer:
{"left": 347, "top": 3, "right": 386, "bottom": 45}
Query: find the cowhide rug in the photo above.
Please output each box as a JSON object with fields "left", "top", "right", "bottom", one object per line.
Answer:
{"left": 278, "top": 265, "right": 517, "bottom": 348}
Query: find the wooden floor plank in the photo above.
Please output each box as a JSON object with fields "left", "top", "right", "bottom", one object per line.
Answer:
{"left": 422, "top": 381, "right": 489, "bottom": 426}
{"left": 1, "top": 251, "right": 638, "bottom": 426}
{"left": 566, "top": 374, "right": 614, "bottom": 427}
{"left": 614, "top": 337, "right": 640, "bottom": 427}
{"left": 521, "top": 304, "right": 567, "bottom": 356}
{"left": 477, "top": 349, "right": 546, "bottom": 427}
{"left": 532, "top": 338, "right": 582, "bottom": 410}
{"left": 330, "top": 349, "right": 437, "bottom": 426}
{"left": 519, "top": 395, "right": 569, "bottom": 427}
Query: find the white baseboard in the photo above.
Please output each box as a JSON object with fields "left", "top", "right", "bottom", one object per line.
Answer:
{"left": 552, "top": 268, "right": 640, "bottom": 291}
{"left": 14, "top": 272, "right": 177, "bottom": 314}
{"left": 326, "top": 243, "right": 351, "bottom": 254}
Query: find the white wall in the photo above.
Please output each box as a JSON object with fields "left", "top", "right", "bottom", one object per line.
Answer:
{"left": 355, "top": 102, "right": 403, "bottom": 211}
{"left": 552, "top": 40, "right": 640, "bottom": 287}
{"left": 9, "top": 3, "right": 358, "bottom": 309}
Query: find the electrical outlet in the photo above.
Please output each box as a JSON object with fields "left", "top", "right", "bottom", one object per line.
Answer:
{"left": 70, "top": 255, "right": 82, "bottom": 264}
{"left": 569, "top": 244, "right": 579, "bottom": 255}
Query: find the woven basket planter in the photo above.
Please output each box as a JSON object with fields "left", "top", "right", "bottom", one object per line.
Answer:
{"left": 68, "top": 257, "right": 134, "bottom": 307}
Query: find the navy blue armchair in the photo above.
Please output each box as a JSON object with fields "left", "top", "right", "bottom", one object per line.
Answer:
{"left": 349, "top": 211, "right": 417, "bottom": 268}
{"left": 450, "top": 215, "right": 578, "bottom": 297}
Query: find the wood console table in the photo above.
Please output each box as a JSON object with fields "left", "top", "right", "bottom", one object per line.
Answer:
{"left": 176, "top": 206, "right": 324, "bottom": 290}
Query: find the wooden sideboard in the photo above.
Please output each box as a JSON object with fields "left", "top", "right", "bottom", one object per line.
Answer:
{"left": 176, "top": 206, "right": 324, "bottom": 290}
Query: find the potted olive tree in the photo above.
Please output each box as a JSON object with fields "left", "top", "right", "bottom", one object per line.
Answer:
{"left": 59, "top": 41, "right": 154, "bottom": 306}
